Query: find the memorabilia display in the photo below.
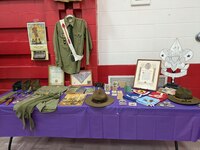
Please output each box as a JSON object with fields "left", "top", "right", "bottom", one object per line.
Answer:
{"left": 117, "top": 90, "right": 123, "bottom": 100}
{"left": 94, "top": 82, "right": 104, "bottom": 88}
{"left": 48, "top": 65, "right": 64, "bottom": 86}
{"left": 128, "top": 102, "right": 137, "bottom": 107}
{"left": 160, "top": 39, "right": 193, "bottom": 88}
{"left": 123, "top": 93, "right": 139, "bottom": 101}
{"left": 66, "top": 86, "right": 80, "bottom": 94}
{"left": 111, "top": 91, "right": 117, "bottom": 96}
{"left": 21, "top": 80, "right": 31, "bottom": 91}
{"left": 157, "top": 75, "right": 167, "bottom": 88}
{"left": 158, "top": 101, "right": 175, "bottom": 108}
{"left": 53, "top": 15, "right": 92, "bottom": 74}
{"left": 70, "top": 70, "right": 92, "bottom": 86}
{"left": 14, "top": 86, "right": 68, "bottom": 130}
{"left": 0, "top": 91, "right": 17, "bottom": 104}
{"left": 124, "top": 85, "right": 132, "bottom": 93}
{"left": 59, "top": 94, "right": 86, "bottom": 106}
{"left": 34, "top": 86, "right": 68, "bottom": 95}
{"left": 75, "top": 87, "right": 86, "bottom": 94}
{"left": 12, "top": 93, "right": 32, "bottom": 104}
{"left": 12, "top": 81, "right": 22, "bottom": 91}
{"left": 33, "top": 51, "right": 46, "bottom": 59}
{"left": 133, "top": 89, "right": 149, "bottom": 95}
{"left": 148, "top": 91, "right": 168, "bottom": 102}
{"left": 104, "top": 84, "right": 111, "bottom": 94}
{"left": 111, "top": 81, "right": 118, "bottom": 96}
{"left": 59, "top": 19, "right": 83, "bottom": 62}
{"left": 136, "top": 96, "right": 160, "bottom": 107}
{"left": 119, "top": 99, "right": 127, "bottom": 106}
{"left": 158, "top": 87, "right": 176, "bottom": 95}
{"left": 108, "top": 75, "right": 134, "bottom": 88}
{"left": 168, "top": 87, "right": 200, "bottom": 105}
{"left": 84, "top": 87, "right": 95, "bottom": 94}
{"left": 133, "top": 59, "right": 161, "bottom": 91}
{"left": 27, "top": 22, "right": 49, "bottom": 60}
{"left": 85, "top": 89, "right": 114, "bottom": 107}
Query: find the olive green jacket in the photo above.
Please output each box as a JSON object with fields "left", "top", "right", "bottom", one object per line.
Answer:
{"left": 53, "top": 17, "right": 92, "bottom": 74}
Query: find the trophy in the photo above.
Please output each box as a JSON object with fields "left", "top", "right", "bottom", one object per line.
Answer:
{"left": 160, "top": 39, "right": 193, "bottom": 88}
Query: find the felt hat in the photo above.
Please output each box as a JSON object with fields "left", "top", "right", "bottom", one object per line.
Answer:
{"left": 168, "top": 87, "right": 200, "bottom": 105}
{"left": 85, "top": 88, "right": 114, "bottom": 107}
{"left": 22, "top": 80, "right": 31, "bottom": 91}
{"left": 12, "top": 81, "right": 22, "bottom": 91}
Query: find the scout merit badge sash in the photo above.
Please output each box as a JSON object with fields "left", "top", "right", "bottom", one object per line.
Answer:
{"left": 59, "top": 19, "right": 83, "bottom": 61}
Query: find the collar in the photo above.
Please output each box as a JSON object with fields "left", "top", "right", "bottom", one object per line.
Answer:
{"left": 64, "top": 16, "right": 75, "bottom": 27}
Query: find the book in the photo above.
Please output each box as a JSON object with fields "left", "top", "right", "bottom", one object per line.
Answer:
{"left": 59, "top": 94, "right": 86, "bottom": 106}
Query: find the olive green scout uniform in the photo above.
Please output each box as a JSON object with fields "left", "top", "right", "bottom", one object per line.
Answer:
{"left": 53, "top": 16, "right": 92, "bottom": 74}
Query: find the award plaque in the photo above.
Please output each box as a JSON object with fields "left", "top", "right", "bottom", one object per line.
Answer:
{"left": 133, "top": 59, "right": 161, "bottom": 91}
{"left": 48, "top": 65, "right": 64, "bottom": 86}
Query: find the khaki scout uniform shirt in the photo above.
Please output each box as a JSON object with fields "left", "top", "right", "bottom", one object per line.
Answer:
{"left": 53, "top": 17, "right": 92, "bottom": 74}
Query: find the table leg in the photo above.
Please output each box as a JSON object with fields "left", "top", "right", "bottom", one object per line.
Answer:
{"left": 174, "top": 141, "right": 178, "bottom": 150}
{"left": 8, "top": 137, "right": 13, "bottom": 150}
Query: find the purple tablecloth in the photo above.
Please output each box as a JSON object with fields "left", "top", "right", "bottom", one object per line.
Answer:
{"left": 0, "top": 95, "right": 200, "bottom": 141}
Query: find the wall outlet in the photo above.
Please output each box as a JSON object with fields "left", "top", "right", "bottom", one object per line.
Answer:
{"left": 131, "top": 0, "right": 151, "bottom": 6}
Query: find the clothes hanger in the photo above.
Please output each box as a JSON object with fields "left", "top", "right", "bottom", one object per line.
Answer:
{"left": 66, "top": 14, "right": 74, "bottom": 19}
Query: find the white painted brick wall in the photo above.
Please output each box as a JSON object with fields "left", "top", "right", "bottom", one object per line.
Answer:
{"left": 97, "top": 0, "right": 200, "bottom": 65}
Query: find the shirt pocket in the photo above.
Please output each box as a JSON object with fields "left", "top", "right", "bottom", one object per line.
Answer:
{"left": 74, "top": 32, "right": 82, "bottom": 45}
{"left": 59, "top": 33, "right": 67, "bottom": 45}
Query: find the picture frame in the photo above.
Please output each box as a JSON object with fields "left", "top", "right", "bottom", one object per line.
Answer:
{"left": 48, "top": 65, "right": 64, "bottom": 86}
{"left": 108, "top": 75, "right": 135, "bottom": 88}
{"left": 133, "top": 59, "right": 161, "bottom": 91}
{"left": 70, "top": 70, "right": 92, "bottom": 86}
{"left": 108, "top": 75, "right": 167, "bottom": 89}
{"left": 27, "top": 22, "right": 49, "bottom": 60}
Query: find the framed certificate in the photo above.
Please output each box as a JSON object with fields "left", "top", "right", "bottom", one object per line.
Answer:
{"left": 70, "top": 70, "right": 92, "bottom": 86}
{"left": 48, "top": 65, "right": 64, "bottom": 86}
{"left": 133, "top": 59, "right": 161, "bottom": 91}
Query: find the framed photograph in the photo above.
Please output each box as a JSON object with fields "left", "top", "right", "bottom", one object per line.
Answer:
{"left": 133, "top": 59, "right": 161, "bottom": 91}
{"left": 48, "top": 65, "right": 64, "bottom": 86}
{"left": 108, "top": 76, "right": 135, "bottom": 88}
{"left": 27, "top": 22, "right": 49, "bottom": 60}
{"left": 70, "top": 70, "right": 92, "bottom": 86}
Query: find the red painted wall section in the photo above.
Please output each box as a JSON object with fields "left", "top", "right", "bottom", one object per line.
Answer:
{"left": 98, "top": 64, "right": 200, "bottom": 98}
{"left": 0, "top": 0, "right": 97, "bottom": 93}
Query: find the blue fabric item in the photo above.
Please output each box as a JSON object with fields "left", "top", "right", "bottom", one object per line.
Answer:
{"left": 123, "top": 93, "right": 140, "bottom": 102}
{"left": 136, "top": 96, "right": 160, "bottom": 106}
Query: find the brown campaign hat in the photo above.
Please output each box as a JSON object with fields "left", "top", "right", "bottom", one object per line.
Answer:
{"left": 168, "top": 87, "right": 200, "bottom": 105}
{"left": 85, "top": 88, "right": 114, "bottom": 107}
